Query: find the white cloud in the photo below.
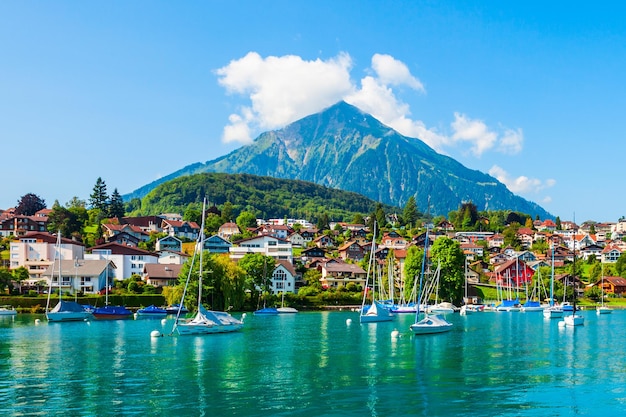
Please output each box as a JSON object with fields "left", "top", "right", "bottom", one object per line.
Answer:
{"left": 215, "top": 51, "right": 523, "bottom": 159}
{"left": 216, "top": 52, "right": 354, "bottom": 142}
{"left": 489, "top": 165, "right": 556, "bottom": 196}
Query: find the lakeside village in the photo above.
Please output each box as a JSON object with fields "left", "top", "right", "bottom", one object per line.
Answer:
{"left": 2, "top": 197, "right": 626, "bottom": 314}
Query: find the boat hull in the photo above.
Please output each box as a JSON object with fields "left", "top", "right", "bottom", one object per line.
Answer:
{"left": 564, "top": 314, "right": 584, "bottom": 326}
{"left": 597, "top": 306, "right": 612, "bottom": 315}
{"left": 0, "top": 309, "right": 17, "bottom": 316}
{"left": 277, "top": 307, "right": 298, "bottom": 314}
{"left": 176, "top": 323, "right": 243, "bottom": 335}
{"left": 410, "top": 314, "right": 453, "bottom": 335}
{"left": 543, "top": 307, "right": 564, "bottom": 319}
{"left": 46, "top": 311, "right": 91, "bottom": 322}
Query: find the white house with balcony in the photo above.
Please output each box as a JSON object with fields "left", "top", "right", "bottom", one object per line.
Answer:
{"left": 270, "top": 260, "right": 298, "bottom": 294}
{"left": 229, "top": 235, "right": 293, "bottom": 264}
{"left": 85, "top": 242, "right": 158, "bottom": 280}
{"left": 9, "top": 232, "right": 85, "bottom": 281}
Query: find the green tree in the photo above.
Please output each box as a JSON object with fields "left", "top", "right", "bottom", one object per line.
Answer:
{"left": 238, "top": 253, "right": 275, "bottom": 306}
{"left": 108, "top": 188, "right": 125, "bottom": 218}
{"left": 47, "top": 200, "right": 83, "bottom": 238}
{"left": 352, "top": 213, "right": 365, "bottom": 225}
{"left": 555, "top": 216, "right": 562, "bottom": 230}
{"left": 0, "top": 268, "right": 13, "bottom": 293}
{"left": 403, "top": 245, "right": 424, "bottom": 302}
{"left": 615, "top": 253, "right": 626, "bottom": 278}
{"left": 402, "top": 196, "right": 419, "bottom": 228}
{"left": 429, "top": 236, "right": 465, "bottom": 305}
{"left": 11, "top": 266, "right": 30, "bottom": 294}
{"left": 221, "top": 201, "right": 234, "bottom": 223}
{"left": 236, "top": 211, "right": 258, "bottom": 231}
{"left": 89, "top": 177, "right": 109, "bottom": 211}
{"left": 316, "top": 212, "right": 330, "bottom": 230}
{"left": 502, "top": 222, "right": 522, "bottom": 249}
{"left": 15, "top": 193, "right": 46, "bottom": 215}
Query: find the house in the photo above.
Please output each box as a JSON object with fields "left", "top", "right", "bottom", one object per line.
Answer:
{"left": 85, "top": 243, "right": 158, "bottom": 280}
{"left": 270, "top": 260, "right": 298, "bottom": 294}
{"left": 318, "top": 259, "right": 367, "bottom": 289}
{"left": 380, "top": 231, "right": 408, "bottom": 249}
{"left": 9, "top": 232, "right": 85, "bottom": 281}
{"left": 155, "top": 235, "right": 182, "bottom": 252}
{"left": 579, "top": 244, "right": 604, "bottom": 261}
{"left": 157, "top": 250, "right": 189, "bottom": 265}
{"left": 218, "top": 222, "right": 241, "bottom": 240}
{"left": 161, "top": 219, "right": 200, "bottom": 240}
{"left": 101, "top": 223, "right": 150, "bottom": 243}
{"left": 106, "top": 231, "right": 140, "bottom": 247}
{"left": 120, "top": 215, "right": 164, "bottom": 234}
{"left": 602, "top": 245, "right": 623, "bottom": 263}
{"left": 300, "top": 247, "right": 327, "bottom": 262}
{"left": 287, "top": 231, "right": 305, "bottom": 248}
{"left": 595, "top": 276, "right": 626, "bottom": 296}
{"left": 313, "top": 235, "right": 334, "bottom": 249}
{"left": 300, "top": 228, "right": 318, "bottom": 244}
{"left": 204, "top": 234, "right": 232, "bottom": 254}
{"left": 537, "top": 219, "right": 557, "bottom": 232}
{"left": 492, "top": 259, "right": 535, "bottom": 287}
{"left": 0, "top": 214, "right": 49, "bottom": 237}
{"left": 143, "top": 263, "right": 183, "bottom": 287}
{"left": 41, "top": 259, "right": 115, "bottom": 295}
{"left": 229, "top": 235, "right": 293, "bottom": 264}
{"left": 514, "top": 250, "right": 537, "bottom": 263}
{"left": 337, "top": 241, "right": 366, "bottom": 262}
{"left": 487, "top": 233, "right": 505, "bottom": 248}
{"left": 460, "top": 242, "right": 484, "bottom": 258}
{"left": 437, "top": 219, "right": 455, "bottom": 232}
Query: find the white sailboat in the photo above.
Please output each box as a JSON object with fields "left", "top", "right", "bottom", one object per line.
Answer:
{"left": 277, "top": 289, "right": 298, "bottom": 314}
{"left": 544, "top": 245, "right": 564, "bottom": 319}
{"left": 563, "top": 240, "right": 584, "bottom": 327}
{"left": 596, "top": 264, "right": 612, "bottom": 315}
{"left": 410, "top": 222, "right": 453, "bottom": 335}
{"left": 45, "top": 232, "right": 91, "bottom": 322}
{"left": 173, "top": 198, "right": 244, "bottom": 335}
{"left": 360, "top": 222, "right": 394, "bottom": 323}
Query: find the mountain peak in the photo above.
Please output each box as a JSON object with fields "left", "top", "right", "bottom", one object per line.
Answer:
{"left": 125, "top": 103, "right": 551, "bottom": 219}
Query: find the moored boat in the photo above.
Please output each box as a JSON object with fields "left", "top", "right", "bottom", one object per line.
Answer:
{"left": 254, "top": 307, "right": 279, "bottom": 315}
{"left": 0, "top": 305, "right": 17, "bottom": 316}
{"left": 93, "top": 305, "right": 133, "bottom": 320}
{"left": 136, "top": 305, "right": 167, "bottom": 318}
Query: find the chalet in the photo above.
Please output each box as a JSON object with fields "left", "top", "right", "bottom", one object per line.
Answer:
{"left": 461, "top": 242, "right": 484, "bottom": 258}
{"left": 337, "top": 240, "right": 366, "bottom": 262}
{"left": 300, "top": 228, "right": 319, "bottom": 244}
{"left": 380, "top": 231, "right": 408, "bottom": 249}
{"left": 487, "top": 233, "right": 505, "bottom": 248}
{"left": 313, "top": 235, "right": 334, "bottom": 249}
{"left": 161, "top": 219, "right": 200, "bottom": 240}
{"left": 318, "top": 259, "right": 367, "bottom": 289}
{"left": 204, "top": 234, "right": 232, "bottom": 254}
{"left": 85, "top": 243, "right": 158, "bottom": 280}
{"left": 270, "top": 260, "right": 298, "bottom": 294}
{"left": 106, "top": 231, "right": 140, "bottom": 247}
{"left": 157, "top": 250, "right": 189, "bottom": 265}
{"left": 41, "top": 259, "right": 115, "bottom": 295}
{"left": 218, "top": 222, "right": 241, "bottom": 240}
{"left": 350, "top": 228, "right": 369, "bottom": 246}
{"left": 300, "top": 247, "right": 327, "bottom": 261}
{"left": 155, "top": 235, "right": 182, "bottom": 252}
{"left": 579, "top": 244, "right": 604, "bottom": 261}
{"left": 595, "top": 276, "right": 626, "bottom": 296}
{"left": 120, "top": 215, "right": 164, "bottom": 234}
{"left": 537, "top": 219, "right": 557, "bottom": 232}
{"left": 437, "top": 219, "right": 455, "bottom": 232}
{"left": 0, "top": 214, "right": 49, "bottom": 237}
{"left": 516, "top": 228, "right": 534, "bottom": 248}
{"left": 143, "top": 263, "right": 183, "bottom": 287}
{"left": 489, "top": 252, "right": 508, "bottom": 265}
{"left": 602, "top": 245, "right": 623, "bottom": 263}
{"left": 287, "top": 231, "right": 305, "bottom": 247}
{"left": 493, "top": 259, "right": 535, "bottom": 286}
{"left": 514, "top": 250, "right": 537, "bottom": 263}
{"left": 101, "top": 223, "right": 150, "bottom": 243}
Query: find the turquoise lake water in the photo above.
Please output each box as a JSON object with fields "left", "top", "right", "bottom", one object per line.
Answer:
{"left": 1, "top": 310, "right": 624, "bottom": 416}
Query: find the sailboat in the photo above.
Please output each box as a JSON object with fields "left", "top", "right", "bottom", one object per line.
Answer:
{"left": 410, "top": 222, "right": 453, "bottom": 335}
{"left": 173, "top": 198, "right": 244, "bottom": 335}
{"left": 45, "top": 232, "right": 92, "bottom": 322}
{"left": 277, "top": 289, "right": 298, "bottom": 314}
{"left": 360, "top": 222, "right": 394, "bottom": 323}
{"left": 596, "top": 264, "right": 612, "bottom": 315}
{"left": 544, "top": 245, "right": 564, "bottom": 319}
{"left": 390, "top": 252, "right": 418, "bottom": 314}
{"left": 93, "top": 256, "right": 132, "bottom": 320}
{"left": 254, "top": 258, "right": 279, "bottom": 315}
{"left": 563, "top": 239, "right": 584, "bottom": 326}
{"left": 521, "top": 267, "right": 545, "bottom": 312}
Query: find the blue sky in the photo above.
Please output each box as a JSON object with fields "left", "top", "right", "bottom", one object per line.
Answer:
{"left": 2, "top": 1, "right": 625, "bottom": 223}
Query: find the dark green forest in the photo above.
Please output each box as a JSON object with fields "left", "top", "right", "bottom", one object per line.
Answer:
{"left": 126, "top": 173, "right": 399, "bottom": 222}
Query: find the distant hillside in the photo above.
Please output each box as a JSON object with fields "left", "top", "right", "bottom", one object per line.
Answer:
{"left": 131, "top": 173, "right": 399, "bottom": 221}
{"left": 125, "top": 101, "right": 552, "bottom": 219}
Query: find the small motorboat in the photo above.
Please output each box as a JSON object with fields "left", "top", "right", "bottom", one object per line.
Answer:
{"left": 136, "top": 305, "right": 167, "bottom": 318}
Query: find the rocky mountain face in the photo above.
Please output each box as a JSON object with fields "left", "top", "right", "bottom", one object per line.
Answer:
{"left": 126, "top": 101, "right": 551, "bottom": 218}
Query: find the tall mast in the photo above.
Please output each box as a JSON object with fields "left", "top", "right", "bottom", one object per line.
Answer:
{"left": 197, "top": 197, "right": 207, "bottom": 308}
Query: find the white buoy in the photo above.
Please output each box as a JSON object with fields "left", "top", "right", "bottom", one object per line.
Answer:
{"left": 161, "top": 318, "right": 167, "bottom": 325}
{"left": 346, "top": 318, "right": 352, "bottom": 325}
{"left": 558, "top": 321, "right": 565, "bottom": 327}
{"left": 34, "top": 318, "right": 41, "bottom": 325}
{"left": 150, "top": 330, "right": 162, "bottom": 338}
{"left": 391, "top": 329, "right": 400, "bottom": 338}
